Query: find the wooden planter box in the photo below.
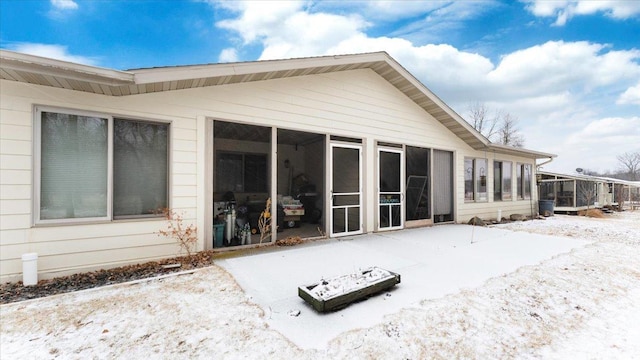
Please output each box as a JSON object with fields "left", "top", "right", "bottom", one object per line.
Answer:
{"left": 298, "top": 267, "right": 401, "bottom": 312}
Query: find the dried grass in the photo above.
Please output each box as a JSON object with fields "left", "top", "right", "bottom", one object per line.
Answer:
{"left": 577, "top": 209, "right": 606, "bottom": 218}
{"left": 275, "top": 236, "right": 304, "bottom": 247}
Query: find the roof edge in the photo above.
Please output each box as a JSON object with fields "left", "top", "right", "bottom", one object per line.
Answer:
{"left": 0, "top": 49, "right": 134, "bottom": 86}
{"left": 486, "top": 143, "right": 556, "bottom": 160}
{"left": 0, "top": 50, "right": 554, "bottom": 159}
{"left": 130, "top": 52, "right": 391, "bottom": 84}
{"left": 539, "top": 170, "right": 640, "bottom": 186}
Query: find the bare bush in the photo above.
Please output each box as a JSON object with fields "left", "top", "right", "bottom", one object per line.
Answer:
{"left": 157, "top": 208, "right": 198, "bottom": 258}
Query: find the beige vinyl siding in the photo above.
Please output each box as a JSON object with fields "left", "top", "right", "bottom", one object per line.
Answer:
{"left": 0, "top": 105, "right": 32, "bottom": 240}
{"left": 1, "top": 81, "right": 198, "bottom": 282}
{"left": 456, "top": 151, "right": 538, "bottom": 223}
{"left": 0, "top": 67, "right": 535, "bottom": 281}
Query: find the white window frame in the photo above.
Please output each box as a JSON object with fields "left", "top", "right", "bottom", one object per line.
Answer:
{"left": 464, "top": 157, "right": 488, "bottom": 202}
{"left": 493, "top": 160, "right": 513, "bottom": 202}
{"left": 113, "top": 117, "right": 171, "bottom": 220}
{"left": 34, "top": 106, "right": 170, "bottom": 225}
{"left": 517, "top": 163, "right": 532, "bottom": 200}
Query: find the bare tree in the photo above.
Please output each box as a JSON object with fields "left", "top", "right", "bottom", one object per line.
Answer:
{"left": 467, "top": 102, "right": 498, "bottom": 141}
{"left": 576, "top": 180, "right": 596, "bottom": 215}
{"left": 617, "top": 151, "right": 640, "bottom": 181}
{"left": 496, "top": 112, "right": 525, "bottom": 147}
{"left": 466, "top": 103, "right": 525, "bottom": 147}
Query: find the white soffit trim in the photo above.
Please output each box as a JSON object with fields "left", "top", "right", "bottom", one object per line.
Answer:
{"left": 487, "top": 143, "right": 556, "bottom": 160}
{"left": 131, "top": 52, "right": 390, "bottom": 83}
{"left": 0, "top": 49, "right": 134, "bottom": 86}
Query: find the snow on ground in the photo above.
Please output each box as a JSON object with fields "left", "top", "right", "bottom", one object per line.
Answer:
{"left": 217, "top": 223, "right": 590, "bottom": 349}
{"left": 1, "top": 212, "right": 639, "bottom": 359}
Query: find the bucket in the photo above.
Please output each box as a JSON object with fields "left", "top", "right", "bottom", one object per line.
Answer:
{"left": 539, "top": 200, "right": 554, "bottom": 216}
{"left": 21, "top": 253, "right": 38, "bottom": 286}
{"left": 213, "top": 223, "right": 225, "bottom": 248}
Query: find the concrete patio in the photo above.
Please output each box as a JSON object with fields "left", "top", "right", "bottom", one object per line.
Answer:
{"left": 217, "top": 224, "right": 589, "bottom": 349}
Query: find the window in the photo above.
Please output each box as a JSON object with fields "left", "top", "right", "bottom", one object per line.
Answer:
{"left": 517, "top": 163, "right": 532, "bottom": 200}
{"left": 39, "top": 111, "right": 109, "bottom": 221}
{"left": 113, "top": 119, "right": 169, "bottom": 218}
{"left": 35, "top": 108, "right": 169, "bottom": 224}
{"left": 216, "top": 152, "right": 268, "bottom": 193}
{"left": 494, "top": 161, "right": 501, "bottom": 201}
{"left": 464, "top": 158, "right": 487, "bottom": 201}
{"left": 493, "top": 160, "right": 512, "bottom": 201}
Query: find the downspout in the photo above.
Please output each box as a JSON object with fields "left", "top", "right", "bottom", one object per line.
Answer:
{"left": 534, "top": 156, "right": 554, "bottom": 217}
{"left": 537, "top": 156, "right": 554, "bottom": 169}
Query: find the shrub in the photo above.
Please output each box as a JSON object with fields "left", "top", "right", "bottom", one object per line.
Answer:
{"left": 156, "top": 208, "right": 198, "bottom": 258}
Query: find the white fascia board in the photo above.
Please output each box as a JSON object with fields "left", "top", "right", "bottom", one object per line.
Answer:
{"left": 488, "top": 143, "right": 557, "bottom": 160}
{"left": 131, "top": 52, "right": 390, "bottom": 84}
{"left": 0, "top": 49, "right": 134, "bottom": 86}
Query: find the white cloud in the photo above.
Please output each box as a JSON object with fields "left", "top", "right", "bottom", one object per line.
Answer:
{"left": 486, "top": 41, "right": 640, "bottom": 98}
{"left": 211, "top": 1, "right": 640, "bottom": 172}
{"left": 350, "top": 1, "right": 449, "bottom": 20}
{"left": 552, "top": 116, "right": 640, "bottom": 172}
{"left": 216, "top": 3, "right": 368, "bottom": 60}
{"left": 212, "top": 1, "right": 495, "bottom": 51}
{"left": 212, "top": 3, "right": 640, "bottom": 105}
{"left": 215, "top": 1, "right": 308, "bottom": 44}
{"left": 522, "top": 0, "right": 640, "bottom": 25}
{"left": 51, "top": 0, "right": 78, "bottom": 10}
{"left": 567, "top": 116, "right": 640, "bottom": 141}
{"left": 617, "top": 83, "right": 640, "bottom": 105}
{"left": 218, "top": 48, "right": 239, "bottom": 63}
{"left": 7, "top": 43, "right": 98, "bottom": 66}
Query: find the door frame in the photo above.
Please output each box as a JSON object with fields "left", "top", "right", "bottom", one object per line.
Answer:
{"left": 377, "top": 146, "right": 404, "bottom": 231}
{"left": 329, "top": 142, "right": 363, "bottom": 237}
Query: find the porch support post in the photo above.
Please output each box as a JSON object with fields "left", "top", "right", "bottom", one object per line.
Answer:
{"left": 364, "top": 137, "right": 375, "bottom": 233}
{"left": 270, "top": 127, "right": 278, "bottom": 243}
{"left": 196, "top": 115, "right": 212, "bottom": 251}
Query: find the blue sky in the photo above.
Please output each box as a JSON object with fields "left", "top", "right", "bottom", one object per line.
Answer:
{"left": 1, "top": 0, "right": 639, "bottom": 174}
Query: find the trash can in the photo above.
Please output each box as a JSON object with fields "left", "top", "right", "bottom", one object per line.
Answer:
{"left": 22, "top": 253, "right": 38, "bottom": 286}
{"left": 213, "top": 223, "right": 225, "bottom": 248}
{"left": 538, "top": 200, "right": 554, "bottom": 216}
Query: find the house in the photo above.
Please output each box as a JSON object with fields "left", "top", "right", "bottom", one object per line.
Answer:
{"left": 0, "top": 50, "right": 555, "bottom": 283}
{"left": 538, "top": 170, "right": 640, "bottom": 212}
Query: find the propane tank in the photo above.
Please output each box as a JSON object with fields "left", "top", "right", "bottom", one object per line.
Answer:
{"left": 225, "top": 207, "right": 237, "bottom": 243}
{"left": 231, "top": 208, "right": 236, "bottom": 241}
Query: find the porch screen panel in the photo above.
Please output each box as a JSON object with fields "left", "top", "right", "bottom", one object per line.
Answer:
{"left": 539, "top": 182, "right": 555, "bottom": 201}
{"left": 433, "top": 150, "right": 453, "bottom": 218}
{"left": 406, "top": 146, "right": 430, "bottom": 220}
{"left": 333, "top": 147, "right": 360, "bottom": 193}
{"left": 576, "top": 180, "right": 595, "bottom": 207}
{"left": 216, "top": 153, "right": 243, "bottom": 192}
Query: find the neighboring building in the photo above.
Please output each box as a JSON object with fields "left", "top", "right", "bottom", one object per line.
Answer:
{"left": 538, "top": 170, "right": 640, "bottom": 212}
{"left": 0, "top": 50, "right": 555, "bottom": 282}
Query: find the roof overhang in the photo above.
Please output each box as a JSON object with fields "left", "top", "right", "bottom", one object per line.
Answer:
{"left": 487, "top": 143, "right": 556, "bottom": 160}
{"left": 1, "top": 49, "right": 550, "bottom": 158}
{"left": 0, "top": 50, "right": 134, "bottom": 88}
{"left": 539, "top": 171, "right": 640, "bottom": 187}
